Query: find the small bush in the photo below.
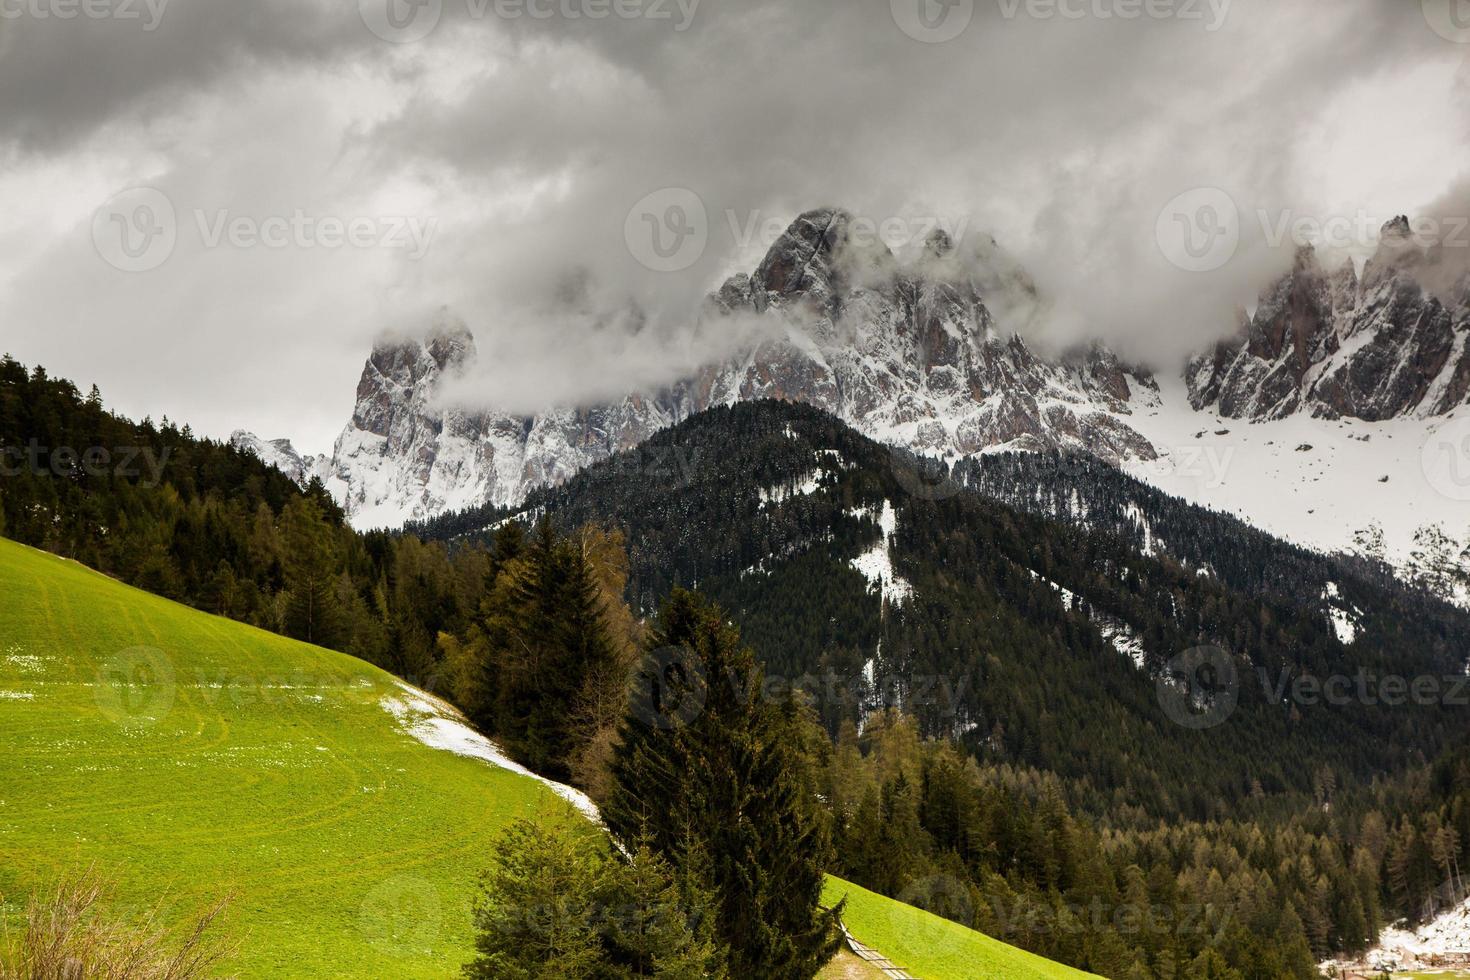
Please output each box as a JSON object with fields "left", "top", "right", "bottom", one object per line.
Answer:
{"left": 0, "top": 870, "right": 233, "bottom": 980}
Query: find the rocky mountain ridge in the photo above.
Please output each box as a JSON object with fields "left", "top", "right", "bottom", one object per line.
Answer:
{"left": 237, "top": 208, "right": 1161, "bottom": 527}
{"left": 1186, "top": 216, "right": 1470, "bottom": 421}
{"left": 235, "top": 210, "right": 1470, "bottom": 530}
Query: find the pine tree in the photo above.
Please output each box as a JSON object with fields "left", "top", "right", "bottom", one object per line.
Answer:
{"left": 280, "top": 496, "right": 342, "bottom": 646}
{"left": 602, "top": 840, "right": 728, "bottom": 979}
{"left": 477, "top": 520, "right": 630, "bottom": 781}
{"left": 464, "top": 818, "right": 608, "bottom": 980}
{"left": 606, "top": 589, "right": 841, "bottom": 979}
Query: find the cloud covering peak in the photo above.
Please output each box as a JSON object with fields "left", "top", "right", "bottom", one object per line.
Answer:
{"left": 0, "top": 0, "right": 1465, "bottom": 451}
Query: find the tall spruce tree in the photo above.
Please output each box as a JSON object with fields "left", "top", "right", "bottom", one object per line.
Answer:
{"left": 474, "top": 519, "right": 629, "bottom": 781}
{"left": 279, "top": 495, "right": 343, "bottom": 646}
{"left": 606, "top": 589, "right": 841, "bottom": 979}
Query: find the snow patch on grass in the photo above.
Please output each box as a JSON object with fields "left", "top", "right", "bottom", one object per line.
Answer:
{"left": 381, "top": 681, "right": 601, "bottom": 824}
{"left": 1, "top": 646, "right": 44, "bottom": 673}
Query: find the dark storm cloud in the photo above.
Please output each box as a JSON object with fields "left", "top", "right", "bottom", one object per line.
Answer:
{"left": 0, "top": 0, "right": 368, "bottom": 153}
{"left": 0, "top": 0, "right": 1464, "bottom": 446}
{"left": 353, "top": 0, "right": 1464, "bottom": 369}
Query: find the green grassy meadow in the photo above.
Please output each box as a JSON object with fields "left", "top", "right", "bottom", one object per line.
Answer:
{"left": 0, "top": 538, "right": 576, "bottom": 977}
{"left": 823, "top": 876, "right": 1102, "bottom": 980}
{"left": 0, "top": 537, "right": 1095, "bottom": 979}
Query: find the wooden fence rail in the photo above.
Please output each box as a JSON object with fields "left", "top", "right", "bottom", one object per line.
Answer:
{"left": 839, "top": 922, "right": 920, "bottom": 979}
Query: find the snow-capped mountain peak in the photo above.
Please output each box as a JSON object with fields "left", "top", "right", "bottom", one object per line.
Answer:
{"left": 228, "top": 431, "right": 330, "bottom": 488}
{"left": 239, "top": 208, "right": 1164, "bottom": 529}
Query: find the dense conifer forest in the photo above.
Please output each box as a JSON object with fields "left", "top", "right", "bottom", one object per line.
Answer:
{"left": 5, "top": 356, "right": 1469, "bottom": 979}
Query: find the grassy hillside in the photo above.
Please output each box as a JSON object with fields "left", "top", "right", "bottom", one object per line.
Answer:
{"left": 0, "top": 537, "right": 1093, "bottom": 979}
{"left": 0, "top": 538, "right": 581, "bottom": 978}
{"left": 822, "top": 876, "right": 1101, "bottom": 980}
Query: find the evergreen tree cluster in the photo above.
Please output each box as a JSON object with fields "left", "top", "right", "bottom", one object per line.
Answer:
{"left": 959, "top": 450, "right": 1468, "bottom": 636}
{"left": 818, "top": 710, "right": 1470, "bottom": 980}
{"left": 467, "top": 592, "right": 841, "bottom": 980}
{"left": 420, "top": 399, "right": 1470, "bottom": 818}
{"left": 0, "top": 355, "right": 485, "bottom": 684}
{"left": 465, "top": 818, "right": 727, "bottom": 980}
{"left": 440, "top": 520, "right": 640, "bottom": 788}
{"left": 603, "top": 590, "right": 842, "bottom": 979}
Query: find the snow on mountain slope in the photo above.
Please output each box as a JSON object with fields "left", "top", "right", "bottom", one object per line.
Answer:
{"left": 236, "top": 208, "right": 1469, "bottom": 550}
{"left": 1325, "top": 891, "right": 1470, "bottom": 975}
{"left": 848, "top": 499, "right": 913, "bottom": 605}
{"left": 1124, "top": 372, "right": 1469, "bottom": 579}
{"left": 699, "top": 210, "right": 1160, "bottom": 467}
{"left": 228, "top": 431, "right": 331, "bottom": 487}
{"left": 239, "top": 209, "right": 1161, "bottom": 529}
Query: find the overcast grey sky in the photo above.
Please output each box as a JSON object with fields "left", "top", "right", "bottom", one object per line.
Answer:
{"left": 0, "top": 0, "right": 1466, "bottom": 454}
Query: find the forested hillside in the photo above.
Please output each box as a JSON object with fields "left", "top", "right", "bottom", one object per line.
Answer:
{"left": 415, "top": 398, "right": 1470, "bottom": 978}
{"left": 960, "top": 450, "right": 1468, "bottom": 622}
{"left": 8, "top": 358, "right": 1469, "bottom": 979}
{"left": 415, "top": 400, "right": 1468, "bottom": 813}
{"left": 0, "top": 355, "right": 486, "bottom": 686}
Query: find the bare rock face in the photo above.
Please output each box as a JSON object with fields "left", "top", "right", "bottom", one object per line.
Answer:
{"left": 698, "top": 208, "right": 1159, "bottom": 466}
{"left": 244, "top": 209, "right": 1162, "bottom": 527}
{"left": 1188, "top": 218, "right": 1470, "bottom": 422}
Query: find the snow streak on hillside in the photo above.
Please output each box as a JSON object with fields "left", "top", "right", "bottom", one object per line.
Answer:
{"left": 381, "top": 681, "right": 600, "bottom": 823}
